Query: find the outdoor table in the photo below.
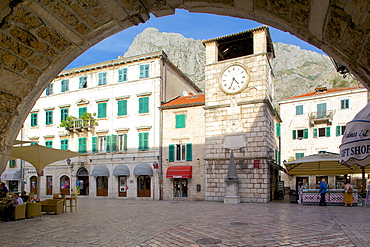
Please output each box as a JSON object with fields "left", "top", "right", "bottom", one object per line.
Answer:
{"left": 61, "top": 194, "right": 77, "bottom": 213}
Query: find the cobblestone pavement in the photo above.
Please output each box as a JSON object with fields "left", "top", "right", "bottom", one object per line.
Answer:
{"left": 0, "top": 198, "right": 369, "bottom": 247}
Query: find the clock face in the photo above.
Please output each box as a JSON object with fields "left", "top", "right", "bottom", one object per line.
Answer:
{"left": 220, "top": 64, "right": 249, "bottom": 94}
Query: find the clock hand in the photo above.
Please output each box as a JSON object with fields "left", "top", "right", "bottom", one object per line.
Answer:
{"left": 228, "top": 79, "right": 234, "bottom": 90}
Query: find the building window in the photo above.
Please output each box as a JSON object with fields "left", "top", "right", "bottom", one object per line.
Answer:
{"left": 296, "top": 105, "right": 304, "bottom": 115}
{"left": 168, "top": 143, "right": 192, "bottom": 162}
{"left": 8, "top": 160, "right": 16, "bottom": 168}
{"left": 98, "top": 102, "right": 107, "bottom": 118}
{"left": 341, "top": 99, "right": 349, "bottom": 109}
{"left": 98, "top": 136, "right": 106, "bottom": 153}
{"left": 117, "top": 100, "right": 127, "bottom": 116}
{"left": 45, "top": 141, "right": 53, "bottom": 148}
{"left": 336, "top": 125, "right": 346, "bottom": 136}
{"left": 78, "top": 137, "right": 87, "bottom": 153}
{"left": 295, "top": 153, "right": 304, "bottom": 159}
{"left": 61, "top": 79, "right": 69, "bottom": 92}
{"left": 46, "top": 83, "right": 53, "bottom": 95}
{"left": 45, "top": 111, "right": 53, "bottom": 125}
{"left": 317, "top": 103, "right": 327, "bottom": 118}
{"left": 118, "top": 68, "right": 127, "bottom": 82}
{"left": 313, "top": 127, "right": 331, "bottom": 138}
{"left": 292, "top": 129, "right": 308, "bottom": 139}
{"left": 60, "top": 139, "right": 68, "bottom": 150}
{"left": 139, "top": 97, "right": 149, "bottom": 114}
{"left": 139, "top": 64, "right": 150, "bottom": 78}
{"left": 98, "top": 72, "right": 107, "bottom": 85}
{"left": 31, "top": 113, "right": 38, "bottom": 127}
{"left": 118, "top": 134, "right": 127, "bottom": 151}
{"left": 175, "top": 114, "right": 186, "bottom": 128}
{"left": 138, "top": 132, "right": 149, "bottom": 151}
{"left": 79, "top": 107, "right": 87, "bottom": 118}
{"left": 79, "top": 76, "right": 87, "bottom": 89}
{"left": 61, "top": 108, "right": 69, "bottom": 122}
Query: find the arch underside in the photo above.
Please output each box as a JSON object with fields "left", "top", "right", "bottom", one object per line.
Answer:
{"left": 0, "top": 0, "right": 368, "bottom": 172}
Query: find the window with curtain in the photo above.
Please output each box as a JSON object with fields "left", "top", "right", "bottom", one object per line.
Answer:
{"left": 168, "top": 143, "right": 192, "bottom": 162}
{"left": 119, "top": 134, "right": 127, "bottom": 151}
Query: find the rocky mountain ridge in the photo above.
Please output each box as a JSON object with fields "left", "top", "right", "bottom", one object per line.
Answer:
{"left": 124, "top": 28, "right": 359, "bottom": 100}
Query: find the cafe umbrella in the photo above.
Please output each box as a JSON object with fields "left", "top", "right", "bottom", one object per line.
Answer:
{"left": 340, "top": 101, "right": 370, "bottom": 192}
{"left": 8, "top": 144, "right": 85, "bottom": 199}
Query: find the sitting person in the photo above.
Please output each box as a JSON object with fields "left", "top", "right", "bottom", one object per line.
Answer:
{"left": 2, "top": 192, "right": 23, "bottom": 221}
{"left": 20, "top": 191, "right": 29, "bottom": 202}
{"left": 0, "top": 183, "right": 8, "bottom": 197}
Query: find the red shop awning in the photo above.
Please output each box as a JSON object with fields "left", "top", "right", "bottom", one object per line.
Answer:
{"left": 166, "top": 166, "right": 192, "bottom": 178}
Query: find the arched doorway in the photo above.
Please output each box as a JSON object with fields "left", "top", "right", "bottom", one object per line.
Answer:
{"left": 76, "top": 167, "right": 89, "bottom": 196}
{"left": 137, "top": 175, "right": 151, "bottom": 198}
{"left": 60, "top": 175, "right": 70, "bottom": 195}
{"left": 96, "top": 176, "right": 108, "bottom": 196}
{"left": 30, "top": 176, "right": 37, "bottom": 195}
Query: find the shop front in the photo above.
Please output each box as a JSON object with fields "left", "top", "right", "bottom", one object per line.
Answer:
{"left": 133, "top": 163, "right": 153, "bottom": 198}
{"left": 113, "top": 164, "right": 130, "bottom": 197}
{"left": 1, "top": 169, "right": 21, "bottom": 192}
{"left": 92, "top": 165, "right": 110, "bottom": 197}
{"left": 166, "top": 166, "right": 192, "bottom": 200}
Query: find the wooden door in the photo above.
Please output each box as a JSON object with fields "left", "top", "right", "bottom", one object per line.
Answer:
{"left": 46, "top": 176, "right": 53, "bottom": 195}
{"left": 137, "top": 175, "right": 151, "bottom": 197}
{"left": 30, "top": 176, "right": 37, "bottom": 194}
{"left": 96, "top": 176, "right": 108, "bottom": 196}
{"left": 60, "top": 175, "right": 70, "bottom": 195}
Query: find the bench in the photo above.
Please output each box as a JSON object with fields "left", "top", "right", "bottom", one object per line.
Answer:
{"left": 40, "top": 199, "right": 63, "bottom": 215}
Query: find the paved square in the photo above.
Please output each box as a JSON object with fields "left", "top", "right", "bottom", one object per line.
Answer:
{"left": 0, "top": 199, "right": 369, "bottom": 246}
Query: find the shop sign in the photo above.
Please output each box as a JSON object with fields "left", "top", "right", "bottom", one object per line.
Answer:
{"left": 254, "top": 160, "right": 260, "bottom": 168}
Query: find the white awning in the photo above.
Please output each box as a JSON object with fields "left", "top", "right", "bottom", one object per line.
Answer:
{"left": 91, "top": 165, "right": 110, "bottom": 177}
{"left": 113, "top": 165, "right": 130, "bottom": 176}
{"left": 133, "top": 163, "right": 153, "bottom": 176}
{"left": 1, "top": 169, "right": 21, "bottom": 180}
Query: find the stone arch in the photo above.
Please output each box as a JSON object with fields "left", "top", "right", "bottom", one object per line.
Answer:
{"left": 0, "top": 0, "right": 369, "bottom": 172}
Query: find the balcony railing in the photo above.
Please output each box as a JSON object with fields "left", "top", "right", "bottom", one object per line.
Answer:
{"left": 309, "top": 110, "right": 333, "bottom": 126}
{"left": 66, "top": 118, "right": 96, "bottom": 132}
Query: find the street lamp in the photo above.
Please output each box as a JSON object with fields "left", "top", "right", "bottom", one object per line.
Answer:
{"left": 66, "top": 158, "right": 71, "bottom": 167}
{"left": 330, "top": 57, "right": 349, "bottom": 78}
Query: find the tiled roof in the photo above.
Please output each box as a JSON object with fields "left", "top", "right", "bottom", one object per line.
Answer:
{"left": 161, "top": 94, "right": 205, "bottom": 109}
{"left": 283, "top": 87, "right": 365, "bottom": 100}
{"left": 203, "top": 26, "right": 269, "bottom": 44}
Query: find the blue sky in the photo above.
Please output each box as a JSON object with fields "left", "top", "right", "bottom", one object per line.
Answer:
{"left": 66, "top": 9, "right": 326, "bottom": 70}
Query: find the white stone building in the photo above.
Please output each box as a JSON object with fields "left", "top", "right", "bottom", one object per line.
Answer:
{"left": 279, "top": 87, "right": 369, "bottom": 190}
{"left": 5, "top": 51, "right": 201, "bottom": 199}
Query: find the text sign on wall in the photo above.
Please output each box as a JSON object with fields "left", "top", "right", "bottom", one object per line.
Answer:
{"left": 254, "top": 160, "right": 260, "bottom": 169}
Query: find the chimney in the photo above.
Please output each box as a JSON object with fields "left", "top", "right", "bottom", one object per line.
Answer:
{"left": 315, "top": 87, "right": 327, "bottom": 93}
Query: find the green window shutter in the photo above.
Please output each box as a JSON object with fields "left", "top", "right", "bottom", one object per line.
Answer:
{"left": 92, "top": 137, "right": 97, "bottom": 153}
{"left": 176, "top": 114, "right": 186, "bottom": 128}
{"left": 295, "top": 153, "right": 304, "bottom": 159}
{"left": 117, "top": 100, "right": 127, "bottom": 116}
{"left": 341, "top": 99, "right": 349, "bottom": 109}
{"left": 139, "top": 65, "right": 145, "bottom": 78}
{"left": 98, "top": 72, "right": 107, "bottom": 85}
{"left": 118, "top": 68, "right": 127, "bottom": 82}
{"left": 317, "top": 103, "right": 327, "bottom": 118}
{"left": 61, "top": 79, "right": 69, "bottom": 92}
{"left": 186, "top": 143, "right": 192, "bottom": 161}
{"left": 46, "top": 111, "right": 53, "bottom": 125}
{"left": 276, "top": 123, "right": 281, "bottom": 137}
{"left": 139, "top": 132, "right": 149, "bottom": 151}
{"left": 140, "top": 64, "right": 149, "bottom": 78}
{"left": 31, "top": 113, "right": 38, "bottom": 127}
{"left": 79, "top": 76, "right": 87, "bottom": 88}
{"left": 98, "top": 102, "right": 107, "bottom": 118}
{"left": 296, "top": 105, "right": 303, "bottom": 115}
{"left": 326, "top": 127, "right": 331, "bottom": 137}
{"left": 61, "top": 108, "right": 69, "bottom": 122}
{"left": 8, "top": 160, "right": 16, "bottom": 168}
{"left": 78, "top": 137, "right": 87, "bottom": 153}
{"left": 111, "top": 135, "right": 117, "bottom": 152}
{"left": 303, "top": 129, "right": 308, "bottom": 139}
{"left": 79, "top": 107, "right": 87, "bottom": 118}
{"left": 139, "top": 97, "right": 149, "bottom": 114}
{"left": 292, "top": 130, "right": 297, "bottom": 139}
{"left": 336, "top": 126, "right": 341, "bottom": 136}
{"left": 60, "top": 139, "right": 68, "bottom": 150}
{"left": 313, "top": 128, "right": 318, "bottom": 138}
{"left": 45, "top": 141, "right": 52, "bottom": 148}
{"left": 123, "top": 133, "right": 127, "bottom": 151}
{"left": 106, "top": 135, "right": 111, "bottom": 153}
{"left": 169, "top": 144, "right": 175, "bottom": 162}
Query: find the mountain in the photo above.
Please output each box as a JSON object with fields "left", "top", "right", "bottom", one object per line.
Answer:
{"left": 124, "top": 28, "right": 360, "bottom": 100}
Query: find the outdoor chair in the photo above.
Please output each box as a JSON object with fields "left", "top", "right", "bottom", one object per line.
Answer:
{"left": 41, "top": 199, "right": 63, "bottom": 215}
{"left": 26, "top": 202, "right": 42, "bottom": 218}
{"left": 10, "top": 203, "right": 27, "bottom": 221}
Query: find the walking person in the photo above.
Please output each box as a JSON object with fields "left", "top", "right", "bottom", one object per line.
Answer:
{"left": 344, "top": 181, "right": 353, "bottom": 207}
{"left": 319, "top": 179, "right": 327, "bottom": 206}
{"left": 297, "top": 182, "right": 304, "bottom": 204}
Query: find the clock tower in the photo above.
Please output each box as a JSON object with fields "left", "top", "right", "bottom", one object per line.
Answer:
{"left": 203, "top": 26, "right": 281, "bottom": 203}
